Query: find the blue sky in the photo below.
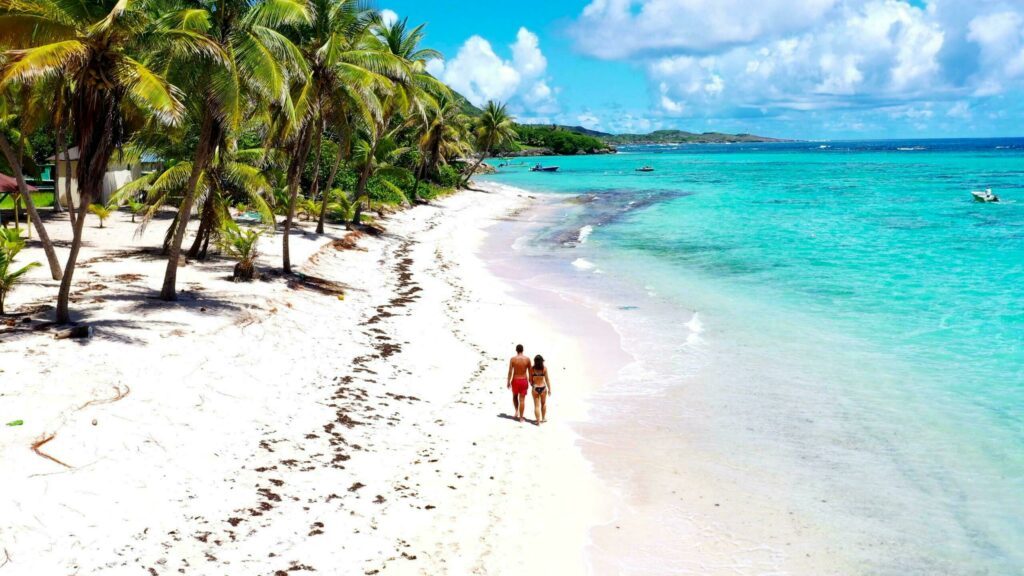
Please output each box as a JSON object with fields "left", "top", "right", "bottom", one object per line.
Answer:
{"left": 384, "top": 0, "right": 1024, "bottom": 139}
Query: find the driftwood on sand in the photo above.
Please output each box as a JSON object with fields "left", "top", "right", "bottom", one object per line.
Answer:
{"left": 31, "top": 434, "right": 71, "bottom": 468}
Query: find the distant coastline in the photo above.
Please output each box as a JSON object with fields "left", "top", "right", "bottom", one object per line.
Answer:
{"left": 495, "top": 124, "right": 790, "bottom": 157}
{"left": 602, "top": 129, "right": 790, "bottom": 145}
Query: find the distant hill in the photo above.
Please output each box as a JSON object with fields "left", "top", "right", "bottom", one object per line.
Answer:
{"left": 604, "top": 129, "right": 788, "bottom": 145}
{"left": 541, "top": 124, "right": 613, "bottom": 138}
{"left": 453, "top": 91, "right": 483, "bottom": 116}
{"left": 524, "top": 125, "right": 787, "bottom": 146}
{"left": 506, "top": 124, "right": 615, "bottom": 156}
{"left": 459, "top": 113, "right": 786, "bottom": 155}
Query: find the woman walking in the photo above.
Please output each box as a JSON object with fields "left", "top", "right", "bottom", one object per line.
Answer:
{"left": 530, "top": 355, "right": 551, "bottom": 424}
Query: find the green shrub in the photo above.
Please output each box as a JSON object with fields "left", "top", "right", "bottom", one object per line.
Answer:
{"left": 89, "top": 204, "right": 112, "bottom": 228}
{"left": 436, "top": 164, "right": 460, "bottom": 188}
{"left": 0, "top": 229, "right": 40, "bottom": 315}
{"left": 218, "top": 222, "right": 262, "bottom": 281}
{"left": 366, "top": 175, "right": 408, "bottom": 205}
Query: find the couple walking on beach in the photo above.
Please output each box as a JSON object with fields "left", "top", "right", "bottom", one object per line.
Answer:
{"left": 507, "top": 344, "right": 551, "bottom": 424}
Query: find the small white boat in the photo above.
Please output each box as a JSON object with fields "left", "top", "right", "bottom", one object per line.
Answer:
{"left": 635, "top": 166, "right": 654, "bottom": 172}
{"left": 971, "top": 188, "right": 999, "bottom": 203}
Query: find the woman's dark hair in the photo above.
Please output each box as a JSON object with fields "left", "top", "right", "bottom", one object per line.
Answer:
{"left": 533, "top": 355, "right": 545, "bottom": 371}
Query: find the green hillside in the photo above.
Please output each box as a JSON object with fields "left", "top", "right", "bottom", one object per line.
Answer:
{"left": 604, "top": 129, "right": 787, "bottom": 145}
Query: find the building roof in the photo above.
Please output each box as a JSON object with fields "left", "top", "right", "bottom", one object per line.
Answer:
{"left": 0, "top": 172, "right": 39, "bottom": 193}
{"left": 47, "top": 147, "right": 163, "bottom": 163}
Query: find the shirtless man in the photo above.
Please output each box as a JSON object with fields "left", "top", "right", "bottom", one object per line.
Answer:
{"left": 507, "top": 344, "right": 531, "bottom": 422}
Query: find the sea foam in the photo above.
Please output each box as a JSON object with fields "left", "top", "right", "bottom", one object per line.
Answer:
{"left": 572, "top": 258, "right": 596, "bottom": 271}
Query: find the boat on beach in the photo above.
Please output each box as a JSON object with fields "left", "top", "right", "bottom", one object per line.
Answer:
{"left": 971, "top": 188, "right": 999, "bottom": 202}
{"left": 531, "top": 164, "right": 559, "bottom": 172}
{"left": 635, "top": 166, "right": 654, "bottom": 172}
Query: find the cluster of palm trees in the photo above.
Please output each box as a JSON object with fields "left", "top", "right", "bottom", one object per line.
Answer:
{"left": 0, "top": 0, "right": 518, "bottom": 324}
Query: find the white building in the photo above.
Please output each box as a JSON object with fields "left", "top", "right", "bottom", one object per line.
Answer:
{"left": 48, "top": 147, "right": 162, "bottom": 206}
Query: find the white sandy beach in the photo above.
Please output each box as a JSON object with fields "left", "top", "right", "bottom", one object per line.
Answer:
{"left": 0, "top": 186, "right": 610, "bottom": 575}
{"left": 0, "top": 181, "right": 851, "bottom": 576}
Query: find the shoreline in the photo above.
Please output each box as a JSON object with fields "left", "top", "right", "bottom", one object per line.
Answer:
{"left": 473, "top": 179, "right": 851, "bottom": 575}
{"left": 0, "top": 188, "right": 610, "bottom": 574}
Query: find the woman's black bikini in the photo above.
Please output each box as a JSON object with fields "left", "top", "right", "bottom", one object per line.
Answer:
{"left": 531, "top": 368, "right": 547, "bottom": 395}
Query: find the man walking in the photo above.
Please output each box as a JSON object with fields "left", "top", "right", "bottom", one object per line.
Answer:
{"left": 507, "top": 344, "right": 531, "bottom": 422}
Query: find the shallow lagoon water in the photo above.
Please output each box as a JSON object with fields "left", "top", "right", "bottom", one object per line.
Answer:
{"left": 483, "top": 139, "right": 1024, "bottom": 574}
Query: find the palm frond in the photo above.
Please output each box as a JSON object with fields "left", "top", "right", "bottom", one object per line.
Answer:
{"left": 117, "top": 57, "right": 183, "bottom": 125}
{"left": 87, "top": 0, "right": 129, "bottom": 35}
{"left": 0, "top": 15, "right": 77, "bottom": 48}
{"left": 235, "top": 30, "right": 286, "bottom": 101}
{"left": 0, "top": 40, "right": 88, "bottom": 85}
{"left": 246, "top": 0, "right": 313, "bottom": 29}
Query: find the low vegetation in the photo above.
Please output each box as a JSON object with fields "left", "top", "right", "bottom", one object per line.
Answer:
{"left": 218, "top": 222, "right": 263, "bottom": 282}
{"left": 510, "top": 125, "right": 611, "bottom": 155}
{"left": 0, "top": 228, "right": 39, "bottom": 314}
{"left": 88, "top": 204, "right": 112, "bottom": 228}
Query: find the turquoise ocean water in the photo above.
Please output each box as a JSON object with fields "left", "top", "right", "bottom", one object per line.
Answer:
{"left": 481, "top": 139, "right": 1023, "bottom": 574}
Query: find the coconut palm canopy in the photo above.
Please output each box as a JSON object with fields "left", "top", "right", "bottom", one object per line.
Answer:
{"left": 0, "top": 0, "right": 517, "bottom": 322}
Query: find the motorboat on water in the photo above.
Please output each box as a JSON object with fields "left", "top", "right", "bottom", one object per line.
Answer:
{"left": 635, "top": 166, "right": 655, "bottom": 172}
{"left": 971, "top": 188, "right": 999, "bottom": 203}
{"left": 531, "top": 164, "right": 559, "bottom": 172}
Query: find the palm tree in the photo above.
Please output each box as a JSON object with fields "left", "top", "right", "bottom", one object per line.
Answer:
{"left": 281, "top": 0, "right": 405, "bottom": 266}
{"left": 87, "top": 203, "right": 112, "bottom": 228}
{"left": 413, "top": 91, "right": 471, "bottom": 200}
{"left": 348, "top": 116, "right": 413, "bottom": 223}
{"left": 299, "top": 0, "right": 393, "bottom": 235}
{"left": 462, "top": 101, "right": 516, "bottom": 187}
{"left": 370, "top": 16, "right": 445, "bottom": 119}
{"left": 340, "top": 16, "right": 443, "bottom": 221}
{"left": 186, "top": 145, "right": 279, "bottom": 259}
{"left": 157, "top": 0, "right": 310, "bottom": 300}
{"left": 113, "top": 140, "right": 278, "bottom": 260}
{"left": 0, "top": 83, "right": 62, "bottom": 279}
{"left": 219, "top": 220, "right": 263, "bottom": 281}
{"left": 0, "top": 0, "right": 185, "bottom": 323}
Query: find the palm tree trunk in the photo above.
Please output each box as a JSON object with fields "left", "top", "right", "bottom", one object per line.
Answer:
{"left": 56, "top": 80, "right": 124, "bottom": 324}
{"left": 199, "top": 224, "right": 212, "bottom": 260}
{"left": 352, "top": 163, "right": 372, "bottom": 225}
{"left": 315, "top": 140, "right": 344, "bottom": 234}
{"left": 62, "top": 136, "right": 76, "bottom": 229}
{"left": 412, "top": 162, "right": 424, "bottom": 203}
{"left": 55, "top": 196, "right": 89, "bottom": 323}
{"left": 187, "top": 195, "right": 215, "bottom": 258}
{"left": 0, "top": 133, "right": 63, "bottom": 280}
{"left": 460, "top": 148, "right": 490, "bottom": 188}
{"left": 306, "top": 120, "right": 325, "bottom": 223}
{"left": 160, "top": 110, "right": 218, "bottom": 301}
{"left": 282, "top": 122, "right": 315, "bottom": 273}
{"left": 52, "top": 123, "right": 63, "bottom": 214}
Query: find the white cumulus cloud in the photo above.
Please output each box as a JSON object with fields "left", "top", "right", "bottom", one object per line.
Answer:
{"left": 966, "top": 9, "right": 1024, "bottom": 95}
{"left": 379, "top": 8, "right": 398, "bottom": 28}
{"left": 649, "top": 1, "right": 948, "bottom": 115}
{"left": 430, "top": 27, "right": 558, "bottom": 114}
{"left": 574, "top": 0, "right": 839, "bottom": 58}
